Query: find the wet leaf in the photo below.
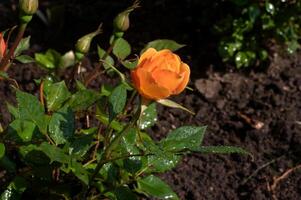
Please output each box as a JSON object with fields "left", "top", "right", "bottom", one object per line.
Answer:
{"left": 137, "top": 175, "right": 179, "bottom": 200}
{"left": 16, "top": 90, "right": 47, "bottom": 133}
{"left": 9, "top": 119, "right": 36, "bottom": 142}
{"left": 190, "top": 146, "right": 249, "bottom": 155}
{"left": 67, "top": 89, "right": 101, "bottom": 111}
{"left": 44, "top": 81, "right": 71, "bottom": 111}
{"left": 139, "top": 102, "right": 157, "bottom": 130}
{"left": 0, "top": 177, "right": 28, "bottom": 200}
{"left": 109, "top": 84, "right": 127, "bottom": 121}
{"left": 48, "top": 106, "right": 75, "bottom": 145}
{"left": 160, "top": 126, "right": 206, "bottom": 151}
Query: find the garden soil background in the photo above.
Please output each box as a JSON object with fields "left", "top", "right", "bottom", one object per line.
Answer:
{"left": 0, "top": 0, "right": 301, "bottom": 199}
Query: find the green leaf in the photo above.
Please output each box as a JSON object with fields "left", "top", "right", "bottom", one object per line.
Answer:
{"left": 35, "top": 53, "right": 56, "bottom": 69}
{"left": 0, "top": 177, "right": 28, "bottom": 200}
{"left": 248, "top": 5, "right": 260, "bottom": 22}
{"left": 96, "top": 112, "right": 125, "bottom": 132}
{"left": 265, "top": 2, "right": 275, "bottom": 15}
{"left": 113, "top": 186, "right": 137, "bottom": 200}
{"left": 0, "top": 71, "right": 9, "bottom": 79}
{"left": 108, "top": 84, "right": 127, "bottom": 121}
{"left": 0, "top": 155, "right": 16, "bottom": 172}
{"left": 190, "top": 146, "right": 249, "bottom": 155}
{"left": 68, "top": 159, "right": 89, "bottom": 185}
{"left": 139, "top": 102, "right": 157, "bottom": 130}
{"left": 19, "top": 144, "right": 50, "bottom": 165}
{"left": 97, "top": 45, "right": 115, "bottom": 70}
{"left": 48, "top": 106, "right": 75, "bottom": 145}
{"left": 7, "top": 103, "right": 19, "bottom": 119}
{"left": 69, "top": 135, "right": 93, "bottom": 158}
{"left": 35, "top": 49, "right": 61, "bottom": 69}
{"left": 39, "top": 142, "right": 70, "bottom": 164}
{"left": 67, "top": 89, "right": 101, "bottom": 111}
{"left": 137, "top": 175, "right": 179, "bottom": 200}
{"left": 44, "top": 81, "right": 71, "bottom": 111}
{"left": 160, "top": 126, "right": 206, "bottom": 151}
{"left": 14, "top": 36, "right": 30, "bottom": 57}
{"left": 8, "top": 120, "right": 36, "bottom": 142}
{"left": 141, "top": 39, "right": 185, "bottom": 54}
{"left": 59, "top": 50, "right": 75, "bottom": 69}
{"left": 0, "top": 143, "right": 5, "bottom": 159}
{"left": 15, "top": 55, "right": 35, "bottom": 64}
{"left": 16, "top": 90, "right": 47, "bottom": 133}
{"left": 235, "top": 51, "right": 249, "bottom": 68}
{"left": 113, "top": 38, "right": 131, "bottom": 60}
{"left": 143, "top": 138, "right": 180, "bottom": 173}
{"left": 123, "top": 158, "right": 142, "bottom": 174}
{"left": 157, "top": 99, "right": 194, "bottom": 115}
{"left": 121, "top": 59, "right": 138, "bottom": 69}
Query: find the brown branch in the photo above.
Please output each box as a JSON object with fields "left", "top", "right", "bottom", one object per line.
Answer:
{"left": 0, "top": 23, "right": 27, "bottom": 72}
{"left": 269, "top": 164, "right": 301, "bottom": 200}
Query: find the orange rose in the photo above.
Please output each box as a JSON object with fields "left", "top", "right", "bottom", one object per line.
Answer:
{"left": 0, "top": 33, "right": 6, "bottom": 59}
{"left": 131, "top": 48, "right": 190, "bottom": 100}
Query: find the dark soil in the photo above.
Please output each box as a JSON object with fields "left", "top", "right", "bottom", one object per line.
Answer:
{"left": 1, "top": 0, "right": 301, "bottom": 200}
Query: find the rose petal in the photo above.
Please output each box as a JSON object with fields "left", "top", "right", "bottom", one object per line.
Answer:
{"left": 173, "top": 62, "right": 190, "bottom": 94}
{"left": 150, "top": 49, "right": 181, "bottom": 73}
{"left": 138, "top": 48, "right": 157, "bottom": 65}
{"left": 152, "top": 69, "right": 184, "bottom": 93}
{"left": 134, "top": 68, "right": 170, "bottom": 100}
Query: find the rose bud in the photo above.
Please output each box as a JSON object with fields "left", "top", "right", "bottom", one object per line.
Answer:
{"left": 0, "top": 33, "right": 6, "bottom": 59}
{"left": 113, "top": 0, "right": 139, "bottom": 34}
{"left": 19, "top": 0, "right": 39, "bottom": 15}
{"left": 131, "top": 48, "right": 190, "bottom": 100}
{"left": 113, "top": 11, "right": 130, "bottom": 33}
{"left": 75, "top": 25, "right": 102, "bottom": 55}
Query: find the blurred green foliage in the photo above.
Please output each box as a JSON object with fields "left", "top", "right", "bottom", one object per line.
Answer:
{"left": 214, "top": 0, "right": 301, "bottom": 68}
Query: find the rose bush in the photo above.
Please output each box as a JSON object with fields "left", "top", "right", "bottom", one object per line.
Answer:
{"left": 131, "top": 48, "right": 190, "bottom": 100}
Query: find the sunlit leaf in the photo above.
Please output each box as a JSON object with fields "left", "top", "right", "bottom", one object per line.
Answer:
{"left": 14, "top": 36, "right": 30, "bottom": 57}
{"left": 137, "top": 175, "right": 179, "bottom": 200}
{"left": 160, "top": 126, "right": 206, "bottom": 151}
{"left": 113, "top": 38, "right": 131, "bottom": 60}
{"left": 141, "top": 39, "right": 185, "bottom": 54}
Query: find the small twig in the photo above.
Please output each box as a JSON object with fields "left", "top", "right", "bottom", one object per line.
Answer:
{"left": 39, "top": 80, "right": 45, "bottom": 106}
{"left": 241, "top": 155, "right": 284, "bottom": 185}
{"left": 92, "top": 124, "right": 102, "bottom": 159}
{"left": 84, "top": 37, "right": 117, "bottom": 86}
{"left": 237, "top": 112, "right": 264, "bottom": 130}
{"left": 269, "top": 164, "right": 301, "bottom": 199}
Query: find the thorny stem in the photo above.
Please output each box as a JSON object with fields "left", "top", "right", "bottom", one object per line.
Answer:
{"left": 0, "top": 23, "right": 28, "bottom": 72}
{"left": 84, "top": 36, "right": 117, "bottom": 86}
{"left": 84, "top": 105, "right": 141, "bottom": 196}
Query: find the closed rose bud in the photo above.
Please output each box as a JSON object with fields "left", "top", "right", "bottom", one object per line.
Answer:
{"left": 113, "top": 11, "right": 130, "bottom": 32}
{"left": 131, "top": 48, "right": 190, "bottom": 100}
{"left": 0, "top": 33, "right": 6, "bottom": 59}
{"left": 75, "top": 25, "right": 102, "bottom": 55}
{"left": 19, "top": 0, "right": 39, "bottom": 15}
